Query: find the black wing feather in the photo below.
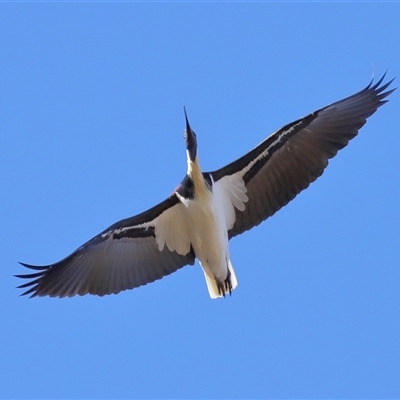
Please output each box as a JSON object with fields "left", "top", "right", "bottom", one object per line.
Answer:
{"left": 210, "top": 74, "right": 395, "bottom": 239}
{"left": 16, "top": 195, "right": 195, "bottom": 298}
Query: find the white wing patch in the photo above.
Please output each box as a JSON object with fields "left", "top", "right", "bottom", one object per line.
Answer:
{"left": 154, "top": 202, "right": 191, "bottom": 255}
{"left": 214, "top": 175, "right": 248, "bottom": 230}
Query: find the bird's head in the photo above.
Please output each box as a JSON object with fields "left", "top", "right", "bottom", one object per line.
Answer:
{"left": 183, "top": 107, "right": 197, "bottom": 163}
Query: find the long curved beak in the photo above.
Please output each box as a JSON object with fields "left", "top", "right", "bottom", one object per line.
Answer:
{"left": 184, "top": 107, "right": 197, "bottom": 162}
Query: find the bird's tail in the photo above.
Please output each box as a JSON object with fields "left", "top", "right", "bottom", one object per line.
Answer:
{"left": 204, "top": 260, "right": 238, "bottom": 299}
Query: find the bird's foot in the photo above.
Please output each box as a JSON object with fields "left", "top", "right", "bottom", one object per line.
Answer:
{"left": 216, "top": 270, "right": 233, "bottom": 298}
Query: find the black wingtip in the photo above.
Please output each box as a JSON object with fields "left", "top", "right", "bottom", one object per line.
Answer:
{"left": 15, "top": 281, "right": 39, "bottom": 297}
{"left": 14, "top": 271, "right": 44, "bottom": 280}
{"left": 20, "top": 287, "right": 38, "bottom": 298}
{"left": 368, "top": 70, "right": 396, "bottom": 92}
{"left": 16, "top": 262, "right": 48, "bottom": 297}
{"left": 18, "top": 262, "right": 48, "bottom": 271}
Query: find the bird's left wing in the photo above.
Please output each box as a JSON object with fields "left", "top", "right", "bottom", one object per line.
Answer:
{"left": 210, "top": 74, "right": 395, "bottom": 239}
{"left": 16, "top": 195, "right": 195, "bottom": 298}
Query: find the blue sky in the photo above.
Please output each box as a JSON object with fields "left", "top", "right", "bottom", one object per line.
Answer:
{"left": 1, "top": 3, "right": 400, "bottom": 398}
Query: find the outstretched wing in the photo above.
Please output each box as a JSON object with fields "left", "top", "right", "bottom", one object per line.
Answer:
{"left": 210, "top": 74, "right": 395, "bottom": 238}
{"left": 16, "top": 195, "right": 195, "bottom": 298}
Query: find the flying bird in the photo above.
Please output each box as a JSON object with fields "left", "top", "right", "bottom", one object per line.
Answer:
{"left": 16, "top": 74, "right": 395, "bottom": 299}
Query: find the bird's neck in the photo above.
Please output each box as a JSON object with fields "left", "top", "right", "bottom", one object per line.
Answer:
{"left": 188, "top": 157, "right": 209, "bottom": 200}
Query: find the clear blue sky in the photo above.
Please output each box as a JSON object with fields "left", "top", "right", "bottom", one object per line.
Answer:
{"left": 1, "top": 3, "right": 399, "bottom": 398}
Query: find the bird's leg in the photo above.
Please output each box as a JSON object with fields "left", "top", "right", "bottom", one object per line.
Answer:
{"left": 224, "top": 268, "right": 233, "bottom": 296}
{"left": 217, "top": 280, "right": 226, "bottom": 297}
{"left": 216, "top": 269, "right": 233, "bottom": 297}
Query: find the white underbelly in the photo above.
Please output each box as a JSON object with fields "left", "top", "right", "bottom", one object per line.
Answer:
{"left": 186, "top": 199, "right": 229, "bottom": 282}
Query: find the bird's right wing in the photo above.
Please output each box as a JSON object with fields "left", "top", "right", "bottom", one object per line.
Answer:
{"left": 210, "top": 74, "right": 395, "bottom": 239}
{"left": 16, "top": 195, "right": 195, "bottom": 298}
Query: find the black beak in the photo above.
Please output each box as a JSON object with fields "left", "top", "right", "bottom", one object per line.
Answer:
{"left": 184, "top": 107, "right": 197, "bottom": 162}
